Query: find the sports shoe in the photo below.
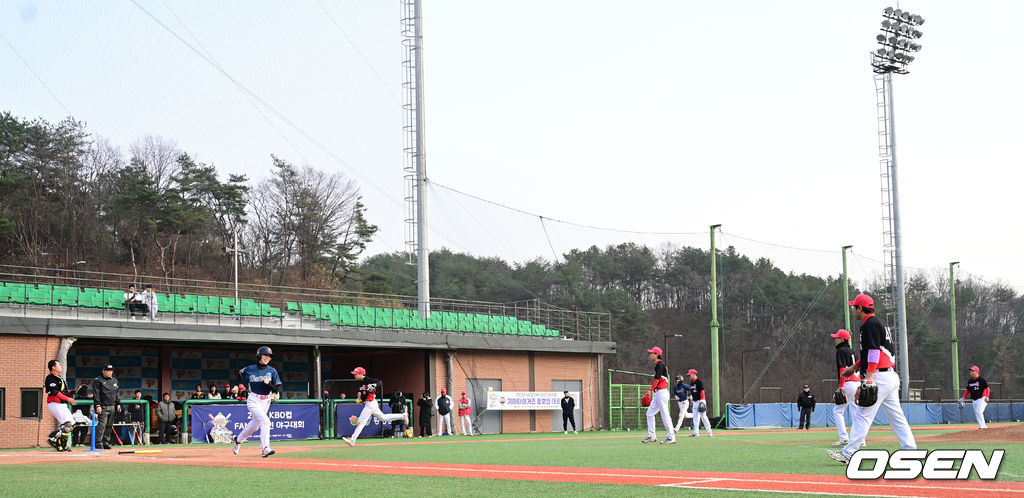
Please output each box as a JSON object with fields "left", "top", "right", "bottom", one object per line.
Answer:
{"left": 660, "top": 437, "right": 676, "bottom": 445}
{"left": 342, "top": 436, "right": 355, "bottom": 446}
{"left": 564, "top": 430, "right": 568, "bottom": 434}
{"left": 689, "top": 433, "right": 699, "bottom": 438}
{"left": 574, "top": 430, "right": 578, "bottom": 434}
{"left": 832, "top": 439, "right": 848, "bottom": 447}
{"left": 231, "top": 435, "right": 240, "bottom": 455}
{"left": 828, "top": 450, "right": 850, "bottom": 464}
{"left": 640, "top": 436, "right": 657, "bottom": 443}
{"left": 262, "top": 447, "right": 275, "bottom": 458}
{"left": 47, "top": 437, "right": 60, "bottom": 450}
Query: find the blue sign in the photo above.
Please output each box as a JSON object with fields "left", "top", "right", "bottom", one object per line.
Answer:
{"left": 335, "top": 403, "right": 396, "bottom": 437}
{"left": 191, "top": 403, "right": 320, "bottom": 443}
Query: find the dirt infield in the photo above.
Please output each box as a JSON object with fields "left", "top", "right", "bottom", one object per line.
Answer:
{"left": 3, "top": 440, "right": 1023, "bottom": 497}
{"left": 926, "top": 423, "right": 1024, "bottom": 443}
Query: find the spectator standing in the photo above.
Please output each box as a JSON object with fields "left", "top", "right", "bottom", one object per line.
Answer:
{"left": 560, "top": 390, "right": 577, "bottom": 434}
{"left": 416, "top": 392, "right": 433, "bottom": 437}
{"left": 156, "top": 393, "right": 176, "bottom": 444}
{"left": 142, "top": 284, "right": 159, "bottom": 321}
{"left": 435, "top": 388, "right": 453, "bottom": 436}
{"left": 123, "top": 284, "right": 147, "bottom": 320}
{"left": 92, "top": 364, "right": 120, "bottom": 449}
{"left": 388, "top": 388, "right": 407, "bottom": 437}
{"left": 207, "top": 384, "right": 222, "bottom": 400}
{"left": 797, "top": 385, "right": 816, "bottom": 430}
{"left": 458, "top": 390, "right": 473, "bottom": 436}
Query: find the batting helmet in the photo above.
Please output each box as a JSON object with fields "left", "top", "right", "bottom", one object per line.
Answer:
{"left": 256, "top": 346, "right": 273, "bottom": 360}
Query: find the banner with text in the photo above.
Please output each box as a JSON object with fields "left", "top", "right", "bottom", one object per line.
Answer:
{"left": 190, "top": 403, "right": 320, "bottom": 443}
{"left": 486, "top": 391, "right": 579, "bottom": 411}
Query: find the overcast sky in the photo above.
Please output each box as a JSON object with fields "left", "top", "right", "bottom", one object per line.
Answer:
{"left": 2, "top": 1, "right": 1021, "bottom": 294}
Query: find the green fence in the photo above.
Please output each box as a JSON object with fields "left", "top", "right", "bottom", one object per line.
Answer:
{"left": 608, "top": 383, "right": 649, "bottom": 430}
{"left": 69, "top": 399, "right": 151, "bottom": 443}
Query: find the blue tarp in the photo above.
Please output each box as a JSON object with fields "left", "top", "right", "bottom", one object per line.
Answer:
{"left": 727, "top": 401, "right": 1022, "bottom": 428}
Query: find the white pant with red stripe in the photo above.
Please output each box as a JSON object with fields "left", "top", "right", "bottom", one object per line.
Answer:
{"left": 351, "top": 400, "right": 405, "bottom": 443}
{"left": 691, "top": 399, "right": 712, "bottom": 436}
{"left": 832, "top": 381, "right": 860, "bottom": 441}
{"left": 841, "top": 370, "right": 916, "bottom": 457}
{"left": 646, "top": 388, "right": 674, "bottom": 440}
{"left": 972, "top": 398, "right": 988, "bottom": 429}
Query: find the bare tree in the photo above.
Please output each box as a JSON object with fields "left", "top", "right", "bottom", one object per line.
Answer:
{"left": 129, "top": 135, "right": 181, "bottom": 192}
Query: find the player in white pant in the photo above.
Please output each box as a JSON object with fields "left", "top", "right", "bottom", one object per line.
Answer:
{"left": 960, "top": 366, "right": 990, "bottom": 429}
{"left": 343, "top": 367, "right": 408, "bottom": 446}
{"left": 687, "top": 369, "right": 712, "bottom": 437}
{"left": 435, "top": 388, "right": 454, "bottom": 435}
{"left": 232, "top": 346, "right": 282, "bottom": 458}
{"left": 830, "top": 295, "right": 916, "bottom": 464}
{"left": 641, "top": 346, "right": 675, "bottom": 444}
{"left": 44, "top": 360, "right": 77, "bottom": 451}
{"left": 672, "top": 376, "right": 692, "bottom": 432}
{"left": 830, "top": 329, "right": 861, "bottom": 446}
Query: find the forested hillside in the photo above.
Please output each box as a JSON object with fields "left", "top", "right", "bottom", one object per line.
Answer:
{"left": 2, "top": 111, "right": 1020, "bottom": 402}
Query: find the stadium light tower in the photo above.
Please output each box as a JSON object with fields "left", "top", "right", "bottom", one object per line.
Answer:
{"left": 871, "top": 7, "right": 924, "bottom": 400}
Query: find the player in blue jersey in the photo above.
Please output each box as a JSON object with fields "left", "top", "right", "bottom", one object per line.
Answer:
{"left": 231, "top": 346, "right": 282, "bottom": 458}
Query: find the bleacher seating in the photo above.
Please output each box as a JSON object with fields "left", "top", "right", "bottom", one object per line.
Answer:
{"left": 0, "top": 281, "right": 560, "bottom": 337}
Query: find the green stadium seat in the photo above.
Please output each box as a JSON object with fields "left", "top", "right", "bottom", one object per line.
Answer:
{"left": 28, "top": 288, "right": 49, "bottom": 305}
{"left": 518, "top": 320, "right": 533, "bottom": 335}
{"left": 411, "top": 316, "right": 426, "bottom": 330}
{"left": 339, "top": 306, "right": 357, "bottom": 326}
{"left": 374, "top": 308, "right": 393, "bottom": 328}
{"left": 392, "top": 310, "right": 410, "bottom": 329}
{"left": 286, "top": 302, "right": 299, "bottom": 313}
{"left": 457, "top": 313, "right": 473, "bottom": 333}
{"left": 357, "top": 307, "right": 374, "bottom": 327}
{"left": 426, "top": 314, "right": 443, "bottom": 331}
{"left": 78, "top": 289, "right": 103, "bottom": 308}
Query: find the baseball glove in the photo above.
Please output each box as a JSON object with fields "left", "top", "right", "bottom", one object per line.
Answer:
{"left": 856, "top": 382, "right": 878, "bottom": 407}
{"left": 640, "top": 391, "right": 652, "bottom": 407}
{"left": 833, "top": 388, "right": 847, "bottom": 405}
{"left": 697, "top": 401, "right": 707, "bottom": 413}
{"left": 957, "top": 398, "right": 965, "bottom": 409}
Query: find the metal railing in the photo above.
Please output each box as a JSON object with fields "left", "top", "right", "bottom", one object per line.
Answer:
{"left": 0, "top": 265, "right": 611, "bottom": 341}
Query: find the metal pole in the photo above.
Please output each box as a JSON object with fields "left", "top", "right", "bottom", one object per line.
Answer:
{"left": 949, "top": 262, "right": 960, "bottom": 398}
{"left": 233, "top": 230, "right": 239, "bottom": 307}
{"left": 709, "top": 224, "right": 721, "bottom": 418}
{"left": 888, "top": 75, "right": 911, "bottom": 400}
{"left": 413, "top": 0, "right": 430, "bottom": 319}
{"left": 842, "top": 245, "right": 852, "bottom": 333}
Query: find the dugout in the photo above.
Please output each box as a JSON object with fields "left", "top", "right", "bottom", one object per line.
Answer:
{"left": 0, "top": 315, "right": 613, "bottom": 448}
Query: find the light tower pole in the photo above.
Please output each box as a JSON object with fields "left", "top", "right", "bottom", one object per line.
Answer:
{"left": 402, "top": 0, "right": 430, "bottom": 317}
{"left": 871, "top": 7, "right": 924, "bottom": 400}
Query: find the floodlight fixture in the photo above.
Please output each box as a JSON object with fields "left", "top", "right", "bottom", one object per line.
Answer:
{"left": 872, "top": 6, "right": 924, "bottom": 74}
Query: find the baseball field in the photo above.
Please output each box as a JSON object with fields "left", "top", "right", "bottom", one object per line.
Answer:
{"left": 2, "top": 423, "right": 1022, "bottom": 497}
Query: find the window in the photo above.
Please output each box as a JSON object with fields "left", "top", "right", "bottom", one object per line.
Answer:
{"left": 20, "top": 388, "right": 41, "bottom": 419}
{"left": 0, "top": 388, "right": 5, "bottom": 419}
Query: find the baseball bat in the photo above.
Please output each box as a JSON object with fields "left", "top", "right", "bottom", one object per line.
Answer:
{"left": 118, "top": 449, "right": 162, "bottom": 454}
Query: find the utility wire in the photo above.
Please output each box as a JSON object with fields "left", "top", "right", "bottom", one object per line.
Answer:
{"left": 0, "top": 30, "right": 71, "bottom": 115}
{"left": 315, "top": 0, "right": 401, "bottom": 105}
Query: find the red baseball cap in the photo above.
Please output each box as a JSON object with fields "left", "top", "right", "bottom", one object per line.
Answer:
{"left": 848, "top": 294, "right": 874, "bottom": 308}
{"left": 687, "top": 369, "right": 698, "bottom": 376}
{"left": 461, "top": 391, "right": 466, "bottom": 394}
{"left": 830, "top": 329, "right": 851, "bottom": 340}
{"left": 969, "top": 365, "right": 980, "bottom": 372}
{"left": 350, "top": 367, "right": 366, "bottom": 375}
{"left": 440, "top": 388, "right": 446, "bottom": 393}
{"left": 647, "top": 346, "right": 663, "bottom": 356}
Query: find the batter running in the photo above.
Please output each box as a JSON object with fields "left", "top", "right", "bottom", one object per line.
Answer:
{"left": 343, "top": 367, "right": 408, "bottom": 446}
{"left": 231, "top": 346, "right": 281, "bottom": 458}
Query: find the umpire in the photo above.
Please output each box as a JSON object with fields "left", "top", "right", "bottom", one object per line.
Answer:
{"left": 92, "top": 364, "right": 120, "bottom": 449}
{"left": 796, "top": 385, "right": 815, "bottom": 430}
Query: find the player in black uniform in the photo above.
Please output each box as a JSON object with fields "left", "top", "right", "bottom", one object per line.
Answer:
{"left": 342, "top": 367, "right": 408, "bottom": 446}
{"left": 688, "top": 368, "right": 712, "bottom": 437}
{"left": 45, "top": 360, "right": 77, "bottom": 451}
{"left": 960, "top": 365, "right": 990, "bottom": 429}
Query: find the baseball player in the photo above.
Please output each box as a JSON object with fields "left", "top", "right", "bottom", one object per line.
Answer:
{"left": 830, "top": 329, "right": 860, "bottom": 446}
{"left": 688, "top": 369, "right": 712, "bottom": 437}
{"left": 45, "top": 360, "right": 76, "bottom": 451}
{"left": 231, "top": 346, "right": 282, "bottom": 458}
{"left": 458, "top": 390, "right": 474, "bottom": 436}
{"left": 672, "top": 375, "right": 692, "bottom": 432}
{"left": 342, "top": 367, "right": 409, "bottom": 446}
{"left": 959, "top": 366, "right": 990, "bottom": 429}
{"left": 829, "top": 294, "right": 916, "bottom": 464}
{"left": 641, "top": 346, "right": 675, "bottom": 444}
{"left": 434, "top": 388, "right": 454, "bottom": 436}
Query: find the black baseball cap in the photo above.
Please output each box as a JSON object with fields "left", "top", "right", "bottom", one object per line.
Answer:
{"left": 102, "top": 364, "right": 114, "bottom": 370}
{"left": 803, "top": 384, "right": 809, "bottom": 388}
{"left": 563, "top": 390, "right": 569, "bottom": 393}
